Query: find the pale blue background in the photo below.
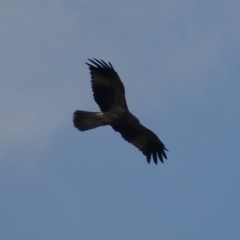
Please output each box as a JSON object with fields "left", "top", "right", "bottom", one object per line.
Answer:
{"left": 1, "top": 1, "right": 240, "bottom": 239}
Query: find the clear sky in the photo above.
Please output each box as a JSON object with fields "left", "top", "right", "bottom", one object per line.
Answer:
{"left": 1, "top": 1, "right": 240, "bottom": 239}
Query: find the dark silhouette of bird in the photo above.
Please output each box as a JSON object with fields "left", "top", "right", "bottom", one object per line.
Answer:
{"left": 73, "top": 59, "right": 168, "bottom": 164}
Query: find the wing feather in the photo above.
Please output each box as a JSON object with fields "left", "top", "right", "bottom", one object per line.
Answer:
{"left": 112, "top": 124, "right": 168, "bottom": 164}
{"left": 86, "top": 59, "right": 128, "bottom": 112}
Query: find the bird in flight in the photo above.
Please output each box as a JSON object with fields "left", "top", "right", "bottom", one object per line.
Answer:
{"left": 73, "top": 59, "right": 168, "bottom": 164}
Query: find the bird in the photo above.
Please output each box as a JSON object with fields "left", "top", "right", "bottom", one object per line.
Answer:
{"left": 73, "top": 58, "right": 168, "bottom": 164}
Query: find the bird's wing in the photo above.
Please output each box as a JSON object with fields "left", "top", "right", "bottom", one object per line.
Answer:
{"left": 86, "top": 59, "right": 128, "bottom": 112}
{"left": 112, "top": 124, "right": 168, "bottom": 164}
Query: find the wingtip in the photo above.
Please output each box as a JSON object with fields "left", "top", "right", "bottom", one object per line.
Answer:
{"left": 86, "top": 58, "right": 113, "bottom": 69}
{"left": 164, "top": 146, "right": 169, "bottom": 151}
{"left": 153, "top": 152, "right": 158, "bottom": 164}
{"left": 85, "top": 59, "right": 94, "bottom": 68}
{"left": 159, "top": 154, "right": 164, "bottom": 163}
{"left": 86, "top": 58, "right": 98, "bottom": 66}
{"left": 146, "top": 154, "right": 151, "bottom": 164}
{"left": 108, "top": 61, "right": 114, "bottom": 69}
{"left": 163, "top": 149, "right": 168, "bottom": 160}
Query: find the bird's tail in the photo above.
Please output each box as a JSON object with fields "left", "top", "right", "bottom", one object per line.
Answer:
{"left": 73, "top": 110, "right": 109, "bottom": 131}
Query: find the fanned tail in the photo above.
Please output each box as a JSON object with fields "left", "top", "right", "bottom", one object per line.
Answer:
{"left": 73, "top": 110, "right": 108, "bottom": 131}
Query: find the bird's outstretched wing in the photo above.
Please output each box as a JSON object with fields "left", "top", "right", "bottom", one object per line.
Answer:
{"left": 112, "top": 124, "right": 168, "bottom": 164}
{"left": 86, "top": 59, "right": 128, "bottom": 112}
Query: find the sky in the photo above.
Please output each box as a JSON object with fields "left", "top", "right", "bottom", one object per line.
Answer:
{"left": 1, "top": 0, "right": 240, "bottom": 239}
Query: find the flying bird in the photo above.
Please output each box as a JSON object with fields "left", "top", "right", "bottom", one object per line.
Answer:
{"left": 73, "top": 59, "right": 168, "bottom": 164}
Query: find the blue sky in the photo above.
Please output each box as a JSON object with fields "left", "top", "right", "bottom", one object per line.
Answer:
{"left": 1, "top": 0, "right": 240, "bottom": 239}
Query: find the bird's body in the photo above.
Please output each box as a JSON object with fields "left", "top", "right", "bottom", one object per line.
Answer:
{"left": 73, "top": 59, "right": 168, "bottom": 164}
